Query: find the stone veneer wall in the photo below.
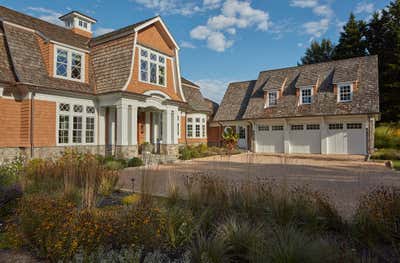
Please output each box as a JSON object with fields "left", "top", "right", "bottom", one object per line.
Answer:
{"left": 160, "top": 144, "right": 179, "bottom": 157}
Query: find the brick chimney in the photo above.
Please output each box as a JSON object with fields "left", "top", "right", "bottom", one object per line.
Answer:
{"left": 59, "top": 11, "right": 97, "bottom": 38}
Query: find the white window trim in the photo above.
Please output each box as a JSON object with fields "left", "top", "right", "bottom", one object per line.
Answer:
{"left": 56, "top": 102, "right": 97, "bottom": 146}
{"left": 53, "top": 44, "right": 86, "bottom": 83}
{"left": 186, "top": 114, "right": 207, "bottom": 139}
{"left": 0, "top": 87, "right": 3, "bottom": 97}
{"left": 337, "top": 83, "right": 353, "bottom": 103}
{"left": 138, "top": 46, "right": 168, "bottom": 88}
{"left": 300, "top": 86, "right": 313, "bottom": 105}
{"left": 266, "top": 90, "right": 279, "bottom": 108}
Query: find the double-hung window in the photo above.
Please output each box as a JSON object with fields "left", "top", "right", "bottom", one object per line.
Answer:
{"left": 139, "top": 47, "right": 167, "bottom": 87}
{"left": 268, "top": 91, "right": 278, "bottom": 107}
{"left": 55, "top": 46, "right": 84, "bottom": 82}
{"left": 57, "top": 103, "right": 96, "bottom": 145}
{"left": 187, "top": 115, "right": 207, "bottom": 138}
{"left": 300, "top": 87, "right": 312, "bottom": 105}
{"left": 338, "top": 84, "right": 353, "bottom": 102}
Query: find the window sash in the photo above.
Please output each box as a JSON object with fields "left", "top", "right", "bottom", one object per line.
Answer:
{"left": 301, "top": 88, "right": 312, "bottom": 104}
{"left": 55, "top": 47, "right": 84, "bottom": 82}
{"left": 268, "top": 91, "right": 277, "bottom": 106}
{"left": 139, "top": 47, "right": 167, "bottom": 87}
{"left": 338, "top": 85, "right": 352, "bottom": 102}
{"left": 187, "top": 124, "right": 193, "bottom": 137}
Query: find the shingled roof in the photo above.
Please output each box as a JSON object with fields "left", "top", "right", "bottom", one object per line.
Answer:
{"left": 214, "top": 80, "right": 256, "bottom": 121}
{"left": 215, "top": 56, "right": 379, "bottom": 121}
{"left": 181, "top": 77, "right": 211, "bottom": 113}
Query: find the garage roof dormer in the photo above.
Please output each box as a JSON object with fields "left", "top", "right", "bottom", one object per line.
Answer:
{"left": 59, "top": 11, "right": 97, "bottom": 38}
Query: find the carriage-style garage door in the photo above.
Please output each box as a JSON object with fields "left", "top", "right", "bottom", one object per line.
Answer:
{"left": 255, "top": 125, "right": 284, "bottom": 153}
{"left": 289, "top": 124, "right": 321, "bottom": 154}
{"left": 327, "top": 123, "right": 366, "bottom": 155}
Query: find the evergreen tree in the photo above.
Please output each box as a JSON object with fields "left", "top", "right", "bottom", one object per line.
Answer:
{"left": 333, "top": 13, "right": 368, "bottom": 60}
{"left": 299, "top": 39, "right": 335, "bottom": 65}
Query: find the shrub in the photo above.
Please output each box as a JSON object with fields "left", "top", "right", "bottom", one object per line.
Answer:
{"left": 98, "top": 172, "right": 119, "bottom": 196}
{"left": 375, "top": 124, "right": 400, "bottom": 149}
{"left": 190, "top": 233, "right": 228, "bottom": 263}
{"left": 122, "top": 194, "right": 141, "bottom": 206}
{"left": 105, "top": 160, "right": 126, "bottom": 170}
{"left": 179, "top": 146, "right": 193, "bottom": 160}
{"left": 371, "top": 148, "right": 400, "bottom": 161}
{"left": 0, "top": 157, "right": 24, "bottom": 187}
{"left": 163, "top": 207, "right": 195, "bottom": 250}
{"left": 353, "top": 186, "right": 400, "bottom": 246}
{"left": 128, "top": 157, "right": 144, "bottom": 167}
{"left": 263, "top": 225, "right": 341, "bottom": 263}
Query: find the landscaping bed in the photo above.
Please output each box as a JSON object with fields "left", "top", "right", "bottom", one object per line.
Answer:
{"left": 1, "top": 151, "right": 400, "bottom": 262}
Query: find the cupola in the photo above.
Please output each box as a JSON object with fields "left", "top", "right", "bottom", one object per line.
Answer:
{"left": 59, "top": 11, "right": 97, "bottom": 38}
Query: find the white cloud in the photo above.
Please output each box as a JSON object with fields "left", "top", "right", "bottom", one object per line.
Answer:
{"left": 26, "top": 7, "right": 64, "bottom": 26}
{"left": 180, "top": 41, "right": 196, "bottom": 49}
{"left": 195, "top": 79, "right": 230, "bottom": 103}
{"left": 355, "top": 2, "right": 375, "bottom": 14}
{"left": 297, "top": 42, "right": 304, "bottom": 47}
{"left": 94, "top": 27, "right": 114, "bottom": 36}
{"left": 203, "top": 0, "right": 223, "bottom": 9}
{"left": 290, "top": 0, "right": 318, "bottom": 8}
{"left": 313, "top": 5, "right": 333, "bottom": 18}
{"left": 207, "top": 32, "right": 234, "bottom": 52}
{"left": 303, "top": 18, "right": 330, "bottom": 37}
{"left": 190, "top": 0, "right": 269, "bottom": 52}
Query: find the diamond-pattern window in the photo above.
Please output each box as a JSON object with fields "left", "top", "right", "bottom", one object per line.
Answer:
{"left": 139, "top": 47, "right": 167, "bottom": 86}
{"left": 55, "top": 47, "right": 84, "bottom": 81}
{"left": 56, "top": 49, "right": 68, "bottom": 77}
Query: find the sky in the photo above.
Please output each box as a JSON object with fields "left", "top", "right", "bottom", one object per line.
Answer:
{"left": 0, "top": 0, "right": 391, "bottom": 102}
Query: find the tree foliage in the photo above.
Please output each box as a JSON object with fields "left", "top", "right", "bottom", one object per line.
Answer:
{"left": 299, "top": 1, "right": 400, "bottom": 122}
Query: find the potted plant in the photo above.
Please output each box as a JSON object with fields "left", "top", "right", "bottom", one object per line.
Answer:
{"left": 222, "top": 127, "right": 238, "bottom": 156}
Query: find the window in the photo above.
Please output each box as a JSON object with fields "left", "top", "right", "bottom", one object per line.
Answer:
{"left": 86, "top": 117, "right": 95, "bottom": 143}
{"left": 306, "top": 124, "right": 320, "bottom": 130}
{"left": 58, "top": 115, "right": 69, "bottom": 144}
{"left": 78, "top": 19, "right": 88, "bottom": 29}
{"left": 139, "top": 47, "right": 166, "bottom": 87}
{"left": 177, "top": 115, "right": 181, "bottom": 138}
{"left": 329, "top": 123, "right": 343, "bottom": 130}
{"left": 272, "top": 125, "right": 284, "bottom": 131}
{"left": 238, "top": 127, "right": 246, "bottom": 139}
{"left": 347, "top": 123, "right": 362, "bottom": 129}
{"left": 187, "top": 118, "right": 193, "bottom": 137}
{"left": 57, "top": 103, "right": 95, "bottom": 145}
{"left": 338, "top": 84, "right": 353, "bottom": 102}
{"left": 291, "top": 125, "right": 304, "bottom": 131}
{"left": 55, "top": 46, "right": 84, "bottom": 82}
{"left": 268, "top": 91, "right": 278, "bottom": 107}
{"left": 258, "top": 125, "right": 269, "bottom": 131}
{"left": 187, "top": 115, "right": 206, "bottom": 138}
{"left": 300, "top": 87, "right": 312, "bottom": 105}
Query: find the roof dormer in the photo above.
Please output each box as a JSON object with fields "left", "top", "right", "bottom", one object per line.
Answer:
{"left": 59, "top": 11, "right": 97, "bottom": 38}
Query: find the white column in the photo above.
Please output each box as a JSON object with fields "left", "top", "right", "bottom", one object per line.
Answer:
{"left": 109, "top": 107, "right": 116, "bottom": 145}
{"left": 131, "top": 105, "right": 138, "bottom": 146}
{"left": 171, "top": 110, "right": 178, "bottom": 144}
{"left": 98, "top": 107, "right": 106, "bottom": 145}
{"left": 162, "top": 109, "right": 172, "bottom": 144}
{"left": 320, "top": 117, "right": 328, "bottom": 154}
{"left": 283, "top": 119, "right": 290, "bottom": 154}
{"left": 116, "top": 101, "right": 129, "bottom": 146}
{"left": 128, "top": 106, "right": 132, "bottom": 145}
{"left": 145, "top": 112, "right": 151, "bottom": 143}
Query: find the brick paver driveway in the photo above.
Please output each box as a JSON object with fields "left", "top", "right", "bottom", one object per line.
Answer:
{"left": 120, "top": 153, "right": 400, "bottom": 218}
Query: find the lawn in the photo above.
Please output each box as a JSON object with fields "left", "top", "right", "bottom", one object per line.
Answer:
{"left": 1, "top": 151, "right": 400, "bottom": 262}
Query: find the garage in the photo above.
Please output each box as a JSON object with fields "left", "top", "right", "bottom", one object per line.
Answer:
{"left": 255, "top": 124, "right": 284, "bottom": 153}
{"left": 289, "top": 124, "right": 321, "bottom": 154}
{"left": 327, "top": 122, "right": 366, "bottom": 155}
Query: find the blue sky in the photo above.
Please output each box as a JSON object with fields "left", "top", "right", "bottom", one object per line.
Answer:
{"left": 0, "top": 0, "right": 390, "bottom": 102}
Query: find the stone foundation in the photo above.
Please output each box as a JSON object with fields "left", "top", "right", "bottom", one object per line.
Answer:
{"left": 160, "top": 144, "right": 179, "bottom": 157}
{"left": 114, "top": 145, "right": 139, "bottom": 159}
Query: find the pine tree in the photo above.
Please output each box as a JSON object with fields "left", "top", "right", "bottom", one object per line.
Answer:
{"left": 333, "top": 13, "right": 367, "bottom": 60}
{"left": 299, "top": 39, "right": 335, "bottom": 65}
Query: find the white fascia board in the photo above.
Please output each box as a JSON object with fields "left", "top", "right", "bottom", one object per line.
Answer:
{"left": 122, "top": 31, "right": 138, "bottom": 91}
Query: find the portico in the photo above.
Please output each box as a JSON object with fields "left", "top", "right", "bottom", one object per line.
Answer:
{"left": 98, "top": 92, "right": 181, "bottom": 157}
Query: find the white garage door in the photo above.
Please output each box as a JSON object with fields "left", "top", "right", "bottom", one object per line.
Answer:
{"left": 327, "top": 123, "right": 366, "bottom": 155}
{"left": 255, "top": 125, "right": 284, "bottom": 153}
{"left": 289, "top": 124, "right": 321, "bottom": 154}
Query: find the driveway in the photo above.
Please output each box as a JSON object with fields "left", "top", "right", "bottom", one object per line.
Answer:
{"left": 120, "top": 153, "right": 400, "bottom": 218}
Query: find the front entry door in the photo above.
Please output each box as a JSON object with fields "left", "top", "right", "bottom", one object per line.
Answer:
{"left": 237, "top": 126, "right": 248, "bottom": 149}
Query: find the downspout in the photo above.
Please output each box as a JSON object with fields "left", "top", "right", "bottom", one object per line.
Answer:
{"left": 30, "top": 92, "right": 35, "bottom": 158}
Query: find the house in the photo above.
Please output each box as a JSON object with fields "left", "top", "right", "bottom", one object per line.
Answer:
{"left": 0, "top": 6, "right": 214, "bottom": 162}
{"left": 213, "top": 56, "right": 380, "bottom": 155}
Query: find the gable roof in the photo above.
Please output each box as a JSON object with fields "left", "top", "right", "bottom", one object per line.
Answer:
{"left": 215, "top": 56, "right": 379, "bottom": 121}
{"left": 181, "top": 77, "right": 211, "bottom": 113}
{"left": 0, "top": 6, "right": 90, "bottom": 50}
{"left": 214, "top": 80, "right": 256, "bottom": 121}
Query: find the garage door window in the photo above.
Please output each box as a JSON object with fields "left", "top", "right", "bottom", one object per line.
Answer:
{"left": 258, "top": 125, "right": 269, "bottom": 131}
{"left": 306, "top": 124, "right": 320, "bottom": 130}
{"left": 272, "top": 125, "right": 284, "bottom": 131}
{"left": 347, "top": 123, "right": 362, "bottom": 129}
{"left": 329, "top": 123, "right": 343, "bottom": 130}
{"left": 291, "top": 125, "right": 304, "bottom": 130}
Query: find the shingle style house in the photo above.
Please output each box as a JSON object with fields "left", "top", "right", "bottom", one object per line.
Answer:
{"left": 214, "top": 56, "right": 380, "bottom": 155}
{"left": 0, "top": 6, "right": 213, "bottom": 162}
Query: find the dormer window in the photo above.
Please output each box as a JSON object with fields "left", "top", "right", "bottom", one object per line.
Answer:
{"left": 78, "top": 19, "right": 88, "bottom": 29}
{"left": 267, "top": 91, "right": 278, "bottom": 107}
{"left": 54, "top": 46, "right": 85, "bottom": 82}
{"left": 139, "top": 46, "right": 167, "bottom": 87}
{"left": 300, "top": 87, "right": 312, "bottom": 105}
{"left": 338, "top": 83, "right": 353, "bottom": 102}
